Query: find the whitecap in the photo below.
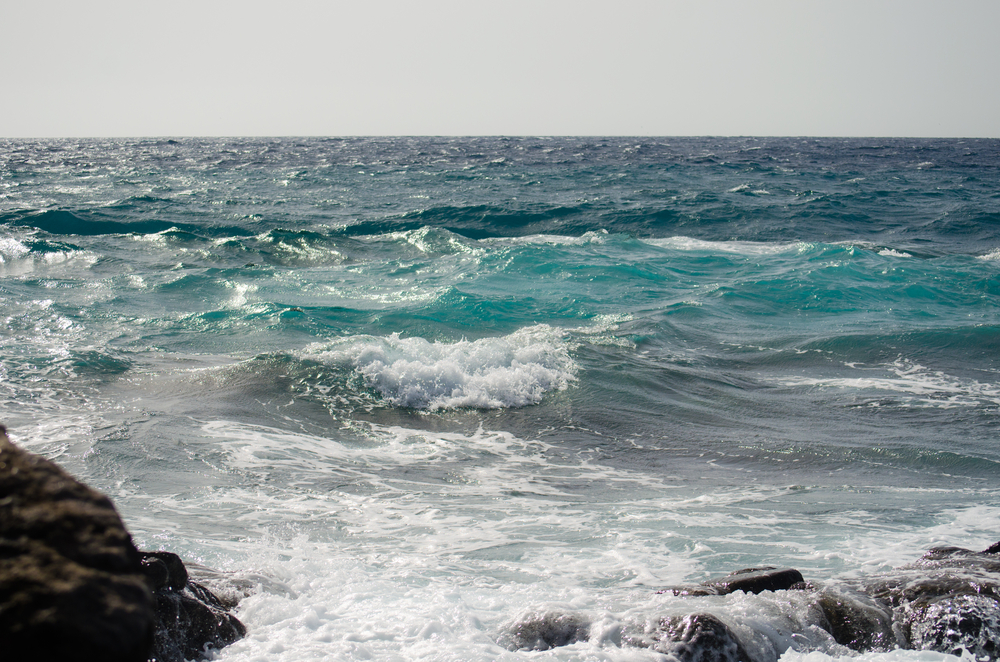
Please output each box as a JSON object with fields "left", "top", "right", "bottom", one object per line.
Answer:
{"left": 0, "top": 236, "right": 30, "bottom": 263}
{"left": 778, "top": 359, "right": 1000, "bottom": 408}
{"left": 301, "top": 324, "right": 577, "bottom": 410}
{"left": 644, "top": 236, "right": 804, "bottom": 256}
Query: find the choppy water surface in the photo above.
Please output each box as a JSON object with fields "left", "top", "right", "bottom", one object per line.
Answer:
{"left": 2, "top": 137, "right": 999, "bottom": 661}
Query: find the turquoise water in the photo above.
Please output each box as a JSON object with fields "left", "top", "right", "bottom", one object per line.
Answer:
{"left": 2, "top": 137, "right": 999, "bottom": 661}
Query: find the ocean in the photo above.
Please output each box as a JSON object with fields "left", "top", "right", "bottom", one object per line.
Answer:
{"left": 1, "top": 136, "right": 999, "bottom": 661}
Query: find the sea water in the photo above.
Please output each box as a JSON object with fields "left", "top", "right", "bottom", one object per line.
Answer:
{"left": 1, "top": 137, "right": 999, "bottom": 661}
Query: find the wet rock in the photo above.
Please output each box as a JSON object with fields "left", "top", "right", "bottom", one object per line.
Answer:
{"left": 144, "top": 550, "right": 247, "bottom": 662}
{"left": 0, "top": 425, "right": 154, "bottom": 662}
{"left": 498, "top": 609, "right": 591, "bottom": 651}
{"left": 624, "top": 612, "right": 753, "bottom": 662}
{"left": 858, "top": 543, "right": 1000, "bottom": 660}
{"left": 907, "top": 594, "right": 1000, "bottom": 660}
{"left": 667, "top": 566, "right": 806, "bottom": 597}
{"left": 0, "top": 425, "right": 246, "bottom": 662}
{"left": 813, "top": 584, "right": 899, "bottom": 651}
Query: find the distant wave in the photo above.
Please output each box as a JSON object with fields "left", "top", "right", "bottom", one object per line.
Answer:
{"left": 3, "top": 209, "right": 255, "bottom": 238}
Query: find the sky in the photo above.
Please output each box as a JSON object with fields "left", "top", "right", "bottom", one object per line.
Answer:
{"left": 2, "top": 0, "right": 999, "bottom": 138}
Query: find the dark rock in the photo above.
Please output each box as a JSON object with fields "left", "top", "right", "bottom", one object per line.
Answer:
{"left": 146, "top": 560, "right": 248, "bottom": 662}
{"left": 0, "top": 425, "right": 154, "bottom": 662}
{"left": 857, "top": 545, "right": 1000, "bottom": 660}
{"left": 624, "top": 612, "right": 753, "bottom": 662}
{"left": 814, "top": 585, "right": 898, "bottom": 651}
{"left": 137, "top": 551, "right": 246, "bottom": 661}
{"left": 984, "top": 542, "right": 1000, "bottom": 555}
{"left": 0, "top": 425, "right": 246, "bottom": 662}
{"left": 907, "top": 594, "right": 1000, "bottom": 660}
{"left": 498, "top": 609, "right": 591, "bottom": 651}
{"left": 667, "top": 566, "right": 805, "bottom": 596}
{"left": 142, "top": 550, "right": 189, "bottom": 591}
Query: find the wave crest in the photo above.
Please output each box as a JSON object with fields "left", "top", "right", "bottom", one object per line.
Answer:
{"left": 302, "top": 325, "right": 577, "bottom": 410}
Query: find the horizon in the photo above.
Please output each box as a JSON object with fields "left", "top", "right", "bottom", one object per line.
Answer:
{"left": 3, "top": 1, "right": 998, "bottom": 139}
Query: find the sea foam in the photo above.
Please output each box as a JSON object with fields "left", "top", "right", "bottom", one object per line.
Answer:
{"left": 301, "top": 324, "right": 577, "bottom": 410}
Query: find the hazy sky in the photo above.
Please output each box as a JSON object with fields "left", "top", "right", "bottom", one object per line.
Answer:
{"left": 3, "top": 0, "right": 998, "bottom": 137}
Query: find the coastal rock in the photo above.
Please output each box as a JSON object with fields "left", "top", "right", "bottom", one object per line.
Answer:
{"left": 498, "top": 609, "right": 591, "bottom": 651}
{"left": 857, "top": 544, "right": 1000, "bottom": 660}
{"left": 510, "top": 541, "right": 1000, "bottom": 661}
{"left": 624, "top": 612, "right": 753, "bottom": 662}
{"left": 0, "top": 425, "right": 247, "bottom": 662}
{"left": 141, "top": 551, "right": 247, "bottom": 662}
{"left": 813, "top": 584, "right": 898, "bottom": 651}
{"left": 0, "top": 424, "right": 154, "bottom": 662}
{"left": 666, "top": 566, "right": 806, "bottom": 597}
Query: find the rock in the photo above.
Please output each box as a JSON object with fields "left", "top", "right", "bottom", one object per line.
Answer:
{"left": 0, "top": 425, "right": 246, "bottom": 662}
{"left": 624, "top": 612, "right": 753, "bottom": 662}
{"left": 858, "top": 543, "right": 1000, "bottom": 660}
{"left": 498, "top": 609, "right": 591, "bottom": 651}
{"left": 0, "top": 424, "right": 154, "bottom": 662}
{"left": 907, "top": 594, "right": 1000, "bottom": 660}
{"left": 141, "top": 551, "right": 247, "bottom": 662}
{"left": 666, "top": 566, "right": 806, "bottom": 596}
{"left": 813, "top": 584, "right": 898, "bottom": 651}
{"left": 526, "top": 540, "right": 1000, "bottom": 661}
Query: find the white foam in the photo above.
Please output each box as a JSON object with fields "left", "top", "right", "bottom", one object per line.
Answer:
{"left": 977, "top": 248, "right": 1000, "bottom": 262}
{"left": 301, "top": 325, "right": 577, "bottom": 410}
{"left": 878, "top": 248, "right": 912, "bottom": 258}
{"left": 481, "top": 229, "right": 611, "bottom": 247}
{"left": 101, "top": 416, "right": 1000, "bottom": 662}
{"left": 0, "top": 236, "right": 30, "bottom": 263}
{"left": 781, "top": 649, "right": 973, "bottom": 662}
{"left": 778, "top": 359, "right": 1000, "bottom": 408}
{"left": 643, "top": 236, "right": 805, "bottom": 256}
{"left": 571, "top": 313, "right": 635, "bottom": 348}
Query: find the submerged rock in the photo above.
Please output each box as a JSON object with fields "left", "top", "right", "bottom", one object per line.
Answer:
{"left": 0, "top": 425, "right": 246, "bottom": 662}
{"left": 813, "top": 584, "right": 898, "bottom": 652}
{"left": 0, "top": 424, "right": 154, "bottom": 662}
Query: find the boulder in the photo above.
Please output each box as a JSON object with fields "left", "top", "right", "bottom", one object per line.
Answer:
{"left": 141, "top": 551, "right": 247, "bottom": 662}
{"left": 498, "top": 609, "right": 591, "bottom": 651}
{"left": 857, "top": 544, "right": 1000, "bottom": 660}
{"left": 665, "top": 566, "right": 806, "bottom": 597}
{"left": 0, "top": 425, "right": 247, "bottom": 662}
{"left": 0, "top": 424, "right": 154, "bottom": 662}
{"left": 623, "top": 612, "right": 753, "bottom": 662}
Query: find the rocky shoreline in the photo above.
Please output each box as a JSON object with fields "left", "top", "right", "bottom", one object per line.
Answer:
{"left": 0, "top": 425, "right": 245, "bottom": 662}
{"left": 4, "top": 422, "right": 999, "bottom": 661}
{"left": 501, "top": 546, "right": 1000, "bottom": 661}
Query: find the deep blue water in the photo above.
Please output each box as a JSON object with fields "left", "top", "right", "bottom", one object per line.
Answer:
{"left": 2, "top": 137, "right": 1000, "bottom": 661}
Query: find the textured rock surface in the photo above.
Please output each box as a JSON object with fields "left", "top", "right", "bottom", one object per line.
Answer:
{"left": 624, "top": 612, "right": 753, "bottom": 662}
{"left": 0, "top": 425, "right": 246, "bottom": 661}
{"left": 0, "top": 425, "right": 154, "bottom": 662}
{"left": 141, "top": 550, "right": 247, "bottom": 662}
{"left": 497, "top": 609, "right": 591, "bottom": 651}
{"left": 857, "top": 544, "right": 1000, "bottom": 660}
